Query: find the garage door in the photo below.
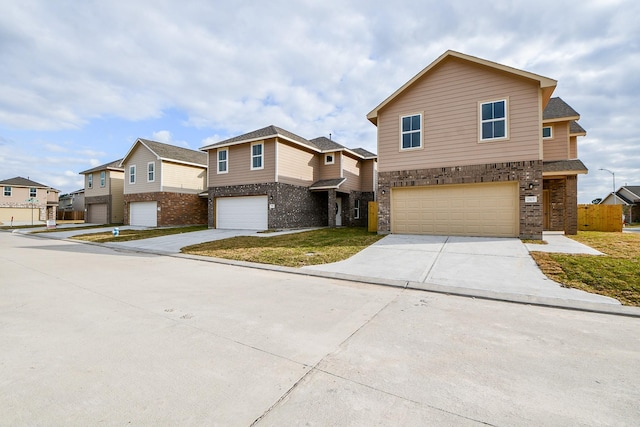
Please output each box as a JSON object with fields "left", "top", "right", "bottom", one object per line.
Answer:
{"left": 130, "top": 201, "right": 157, "bottom": 227}
{"left": 391, "top": 182, "right": 519, "bottom": 237}
{"left": 0, "top": 207, "right": 37, "bottom": 223}
{"left": 87, "top": 203, "right": 108, "bottom": 224}
{"left": 216, "top": 196, "right": 268, "bottom": 230}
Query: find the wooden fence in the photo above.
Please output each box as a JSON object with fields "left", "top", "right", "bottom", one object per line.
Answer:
{"left": 368, "top": 201, "right": 378, "bottom": 232}
{"left": 577, "top": 204, "right": 623, "bottom": 232}
{"left": 57, "top": 210, "right": 85, "bottom": 221}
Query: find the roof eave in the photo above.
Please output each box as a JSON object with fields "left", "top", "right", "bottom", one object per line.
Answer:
{"left": 543, "top": 170, "right": 588, "bottom": 176}
{"left": 201, "top": 133, "right": 321, "bottom": 153}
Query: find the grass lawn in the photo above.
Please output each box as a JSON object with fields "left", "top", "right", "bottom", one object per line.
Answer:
{"left": 530, "top": 231, "right": 640, "bottom": 306}
{"left": 72, "top": 225, "right": 208, "bottom": 243}
{"left": 182, "top": 227, "right": 384, "bottom": 267}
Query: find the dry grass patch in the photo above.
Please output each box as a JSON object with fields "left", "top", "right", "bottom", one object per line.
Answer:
{"left": 73, "top": 225, "right": 208, "bottom": 243}
{"left": 530, "top": 231, "right": 640, "bottom": 306}
{"left": 182, "top": 227, "right": 383, "bottom": 267}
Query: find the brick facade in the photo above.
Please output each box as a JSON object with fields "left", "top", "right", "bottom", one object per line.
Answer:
{"left": 544, "top": 176, "right": 578, "bottom": 235}
{"left": 208, "top": 182, "right": 375, "bottom": 229}
{"left": 377, "top": 161, "right": 543, "bottom": 239}
{"left": 85, "top": 195, "right": 113, "bottom": 223}
{"left": 124, "top": 192, "right": 207, "bottom": 226}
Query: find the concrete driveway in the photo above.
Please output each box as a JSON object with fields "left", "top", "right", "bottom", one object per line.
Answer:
{"left": 305, "top": 233, "right": 619, "bottom": 305}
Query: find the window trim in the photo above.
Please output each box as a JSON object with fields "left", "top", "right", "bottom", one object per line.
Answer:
{"left": 217, "top": 148, "right": 228, "bottom": 174}
{"left": 354, "top": 199, "right": 360, "bottom": 219}
{"left": 251, "top": 142, "right": 264, "bottom": 170}
{"left": 542, "top": 126, "right": 553, "bottom": 139}
{"left": 3, "top": 186, "right": 11, "bottom": 197}
{"left": 147, "top": 162, "right": 155, "bottom": 183}
{"left": 325, "top": 153, "right": 335, "bottom": 165}
{"left": 100, "top": 171, "right": 106, "bottom": 187}
{"left": 479, "top": 98, "right": 508, "bottom": 142}
{"left": 399, "top": 112, "right": 423, "bottom": 151}
{"left": 87, "top": 174, "right": 93, "bottom": 189}
{"left": 30, "top": 187, "right": 37, "bottom": 198}
{"left": 129, "top": 165, "right": 136, "bottom": 184}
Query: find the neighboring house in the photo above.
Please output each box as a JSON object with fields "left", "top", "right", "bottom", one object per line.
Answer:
{"left": 600, "top": 186, "right": 640, "bottom": 223}
{"left": 0, "top": 176, "right": 59, "bottom": 224}
{"left": 200, "top": 125, "right": 377, "bottom": 230}
{"left": 367, "top": 50, "right": 587, "bottom": 239}
{"left": 58, "top": 189, "right": 85, "bottom": 220}
{"left": 120, "top": 139, "right": 208, "bottom": 227}
{"left": 80, "top": 159, "right": 124, "bottom": 224}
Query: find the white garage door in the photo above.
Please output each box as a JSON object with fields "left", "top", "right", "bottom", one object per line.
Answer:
{"left": 216, "top": 196, "right": 268, "bottom": 230}
{"left": 87, "top": 203, "right": 108, "bottom": 224}
{"left": 391, "top": 182, "right": 519, "bottom": 237}
{"left": 130, "top": 201, "right": 157, "bottom": 227}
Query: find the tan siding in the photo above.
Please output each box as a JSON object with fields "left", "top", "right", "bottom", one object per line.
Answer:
{"left": 569, "top": 136, "right": 577, "bottom": 159}
{"left": 341, "top": 154, "right": 362, "bottom": 192}
{"left": 161, "top": 161, "right": 206, "bottom": 193}
{"left": 1, "top": 186, "right": 48, "bottom": 210}
{"left": 377, "top": 58, "right": 542, "bottom": 173}
{"left": 543, "top": 122, "right": 569, "bottom": 160}
{"left": 319, "top": 154, "right": 342, "bottom": 179}
{"left": 123, "top": 145, "right": 161, "bottom": 194}
{"left": 110, "top": 173, "right": 124, "bottom": 223}
{"left": 360, "top": 160, "right": 376, "bottom": 192}
{"left": 277, "top": 141, "right": 317, "bottom": 186}
{"left": 86, "top": 170, "right": 110, "bottom": 197}
{"left": 208, "top": 139, "right": 276, "bottom": 187}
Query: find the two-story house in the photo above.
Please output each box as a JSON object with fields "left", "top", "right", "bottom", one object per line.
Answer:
{"left": 120, "top": 138, "right": 208, "bottom": 227}
{"left": 80, "top": 159, "right": 124, "bottom": 224}
{"left": 200, "top": 125, "right": 377, "bottom": 230}
{"left": 367, "top": 50, "right": 587, "bottom": 239}
{"left": 0, "top": 176, "right": 59, "bottom": 224}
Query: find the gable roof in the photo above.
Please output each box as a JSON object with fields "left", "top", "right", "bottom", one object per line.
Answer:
{"left": 622, "top": 186, "right": 640, "bottom": 198}
{"left": 367, "top": 50, "right": 557, "bottom": 125}
{"left": 543, "top": 97, "right": 580, "bottom": 121}
{"left": 121, "top": 139, "right": 207, "bottom": 168}
{"left": 0, "top": 176, "right": 51, "bottom": 188}
{"left": 200, "top": 125, "right": 377, "bottom": 160}
{"left": 200, "top": 125, "right": 319, "bottom": 152}
{"left": 79, "top": 159, "right": 124, "bottom": 175}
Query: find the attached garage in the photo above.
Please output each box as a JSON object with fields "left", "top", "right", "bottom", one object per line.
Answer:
{"left": 130, "top": 201, "right": 158, "bottom": 227}
{"left": 0, "top": 207, "right": 38, "bottom": 223}
{"left": 216, "top": 196, "right": 268, "bottom": 230}
{"left": 87, "top": 203, "right": 108, "bottom": 224}
{"left": 391, "top": 182, "right": 519, "bottom": 237}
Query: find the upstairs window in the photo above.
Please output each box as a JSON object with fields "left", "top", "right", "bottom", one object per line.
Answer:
{"left": 30, "top": 188, "right": 37, "bottom": 198}
{"left": 129, "top": 165, "right": 136, "bottom": 184}
{"left": 4, "top": 186, "right": 11, "bottom": 197}
{"left": 542, "top": 126, "right": 553, "bottom": 139}
{"left": 251, "top": 143, "right": 263, "bottom": 170}
{"left": 217, "top": 148, "right": 228, "bottom": 173}
{"left": 147, "top": 162, "right": 155, "bottom": 182}
{"left": 88, "top": 174, "right": 93, "bottom": 189}
{"left": 325, "top": 153, "right": 335, "bottom": 165}
{"left": 100, "top": 171, "right": 106, "bottom": 187}
{"left": 480, "top": 99, "right": 507, "bottom": 141}
{"left": 401, "top": 113, "right": 422, "bottom": 149}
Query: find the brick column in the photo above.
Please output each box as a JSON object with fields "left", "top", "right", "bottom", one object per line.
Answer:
{"left": 328, "top": 190, "right": 336, "bottom": 228}
{"left": 565, "top": 175, "right": 578, "bottom": 235}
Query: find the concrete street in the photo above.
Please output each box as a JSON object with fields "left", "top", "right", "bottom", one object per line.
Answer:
{"left": 1, "top": 232, "right": 639, "bottom": 425}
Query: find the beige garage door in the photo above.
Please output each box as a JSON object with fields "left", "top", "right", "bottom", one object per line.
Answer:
{"left": 87, "top": 203, "right": 108, "bottom": 224}
{"left": 0, "top": 207, "right": 38, "bottom": 223}
{"left": 391, "top": 182, "right": 519, "bottom": 237}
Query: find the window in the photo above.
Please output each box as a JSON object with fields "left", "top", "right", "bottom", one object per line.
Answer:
{"left": 542, "top": 126, "right": 553, "bottom": 139}
{"left": 147, "top": 162, "right": 155, "bottom": 182}
{"left": 217, "top": 148, "right": 228, "bottom": 173}
{"left": 480, "top": 99, "right": 507, "bottom": 141}
{"left": 251, "top": 143, "right": 263, "bottom": 170}
{"left": 3, "top": 186, "right": 11, "bottom": 197}
{"left": 30, "top": 188, "right": 37, "bottom": 198}
{"left": 354, "top": 199, "right": 360, "bottom": 219}
{"left": 100, "top": 171, "right": 106, "bottom": 187}
{"left": 88, "top": 174, "right": 93, "bottom": 189}
{"left": 325, "top": 153, "right": 334, "bottom": 165}
{"left": 129, "top": 165, "right": 136, "bottom": 184}
{"left": 401, "top": 113, "right": 422, "bottom": 149}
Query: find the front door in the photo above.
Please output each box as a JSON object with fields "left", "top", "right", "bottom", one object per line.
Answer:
{"left": 335, "top": 198, "right": 342, "bottom": 226}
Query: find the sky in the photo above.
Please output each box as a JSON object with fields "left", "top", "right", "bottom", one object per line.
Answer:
{"left": 1, "top": 0, "right": 638, "bottom": 203}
